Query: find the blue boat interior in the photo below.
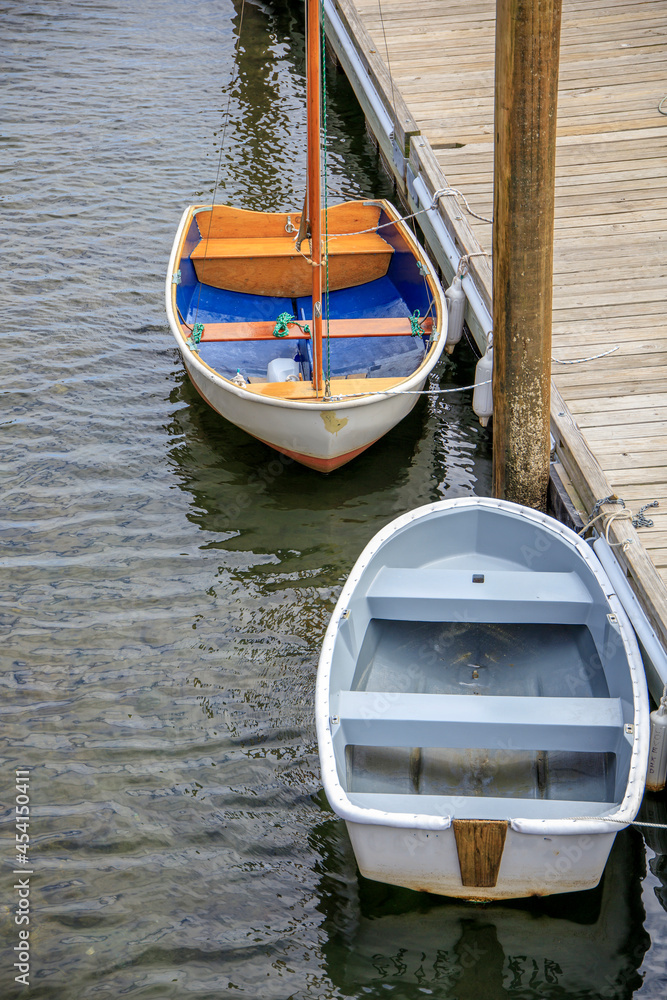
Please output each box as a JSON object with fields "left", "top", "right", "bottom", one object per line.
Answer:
{"left": 175, "top": 209, "right": 436, "bottom": 382}
{"left": 327, "top": 504, "right": 640, "bottom": 821}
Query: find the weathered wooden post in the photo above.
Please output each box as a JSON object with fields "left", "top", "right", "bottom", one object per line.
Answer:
{"left": 492, "top": 0, "right": 562, "bottom": 510}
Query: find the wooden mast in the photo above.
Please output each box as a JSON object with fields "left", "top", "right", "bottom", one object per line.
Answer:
{"left": 306, "top": 0, "right": 324, "bottom": 393}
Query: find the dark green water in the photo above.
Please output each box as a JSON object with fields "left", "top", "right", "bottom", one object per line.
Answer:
{"left": 2, "top": 1, "right": 666, "bottom": 997}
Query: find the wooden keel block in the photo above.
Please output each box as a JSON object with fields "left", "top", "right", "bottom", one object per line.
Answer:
{"left": 452, "top": 819, "right": 508, "bottom": 888}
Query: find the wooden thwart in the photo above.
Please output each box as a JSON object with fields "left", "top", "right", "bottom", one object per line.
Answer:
{"left": 452, "top": 819, "right": 508, "bottom": 887}
{"left": 191, "top": 232, "right": 394, "bottom": 297}
{"left": 198, "top": 317, "right": 433, "bottom": 342}
{"left": 190, "top": 201, "right": 395, "bottom": 298}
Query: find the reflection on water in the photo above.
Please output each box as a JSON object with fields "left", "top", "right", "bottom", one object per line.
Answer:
{"left": 2, "top": 0, "right": 666, "bottom": 996}
{"left": 314, "top": 812, "right": 650, "bottom": 999}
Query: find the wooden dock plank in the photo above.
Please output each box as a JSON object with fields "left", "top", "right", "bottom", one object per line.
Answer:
{"left": 336, "top": 0, "right": 667, "bottom": 651}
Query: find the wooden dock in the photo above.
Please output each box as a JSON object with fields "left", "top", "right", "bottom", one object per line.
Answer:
{"left": 325, "top": 0, "right": 667, "bottom": 664}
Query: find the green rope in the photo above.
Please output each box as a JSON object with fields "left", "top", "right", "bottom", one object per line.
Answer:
{"left": 272, "top": 312, "right": 311, "bottom": 338}
{"left": 410, "top": 310, "right": 426, "bottom": 337}
{"left": 187, "top": 322, "right": 205, "bottom": 352}
{"left": 273, "top": 312, "right": 293, "bottom": 338}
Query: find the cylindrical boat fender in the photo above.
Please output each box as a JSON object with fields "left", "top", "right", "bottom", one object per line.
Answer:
{"left": 444, "top": 275, "right": 465, "bottom": 355}
{"left": 472, "top": 334, "right": 493, "bottom": 427}
{"left": 646, "top": 686, "right": 667, "bottom": 793}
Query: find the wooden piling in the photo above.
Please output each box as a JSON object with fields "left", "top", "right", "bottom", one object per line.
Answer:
{"left": 492, "top": 0, "right": 563, "bottom": 510}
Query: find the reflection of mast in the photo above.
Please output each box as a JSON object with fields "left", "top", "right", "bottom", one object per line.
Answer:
{"left": 306, "top": 0, "right": 323, "bottom": 392}
{"left": 225, "top": 1, "right": 284, "bottom": 204}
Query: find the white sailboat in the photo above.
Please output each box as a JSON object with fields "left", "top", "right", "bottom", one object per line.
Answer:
{"left": 165, "top": 0, "right": 447, "bottom": 472}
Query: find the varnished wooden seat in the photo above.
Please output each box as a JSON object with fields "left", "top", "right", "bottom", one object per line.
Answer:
{"left": 242, "top": 376, "right": 404, "bottom": 399}
{"left": 197, "top": 317, "right": 433, "bottom": 342}
{"left": 189, "top": 201, "right": 396, "bottom": 297}
{"left": 191, "top": 232, "right": 394, "bottom": 297}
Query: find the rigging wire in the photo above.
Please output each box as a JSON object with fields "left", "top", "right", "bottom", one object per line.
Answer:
{"left": 376, "top": 0, "right": 397, "bottom": 117}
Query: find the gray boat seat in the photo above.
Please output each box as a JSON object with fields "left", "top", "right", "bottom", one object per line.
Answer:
{"left": 366, "top": 568, "right": 595, "bottom": 624}
{"left": 334, "top": 691, "right": 625, "bottom": 810}
{"left": 335, "top": 692, "right": 624, "bottom": 753}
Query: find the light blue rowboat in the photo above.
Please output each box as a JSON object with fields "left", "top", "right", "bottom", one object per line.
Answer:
{"left": 316, "top": 497, "right": 650, "bottom": 899}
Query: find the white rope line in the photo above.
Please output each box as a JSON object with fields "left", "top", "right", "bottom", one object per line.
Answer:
{"left": 553, "top": 346, "right": 619, "bottom": 365}
{"left": 578, "top": 496, "right": 659, "bottom": 552}
{"left": 603, "top": 510, "right": 634, "bottom": 550}
{"left": 322, "top": 340, "right": 621, "bottom": 403}
{"left": 562, "top": 817, "right": 667, "bottom": 830}
{"left": 317, "top": 187, "right": 491, "bottom": 242}
{"left": 434, "top": 186, "right": 493, "bottom": 225}
{"left": 578, "top": 507, "right": 634, "bottom": 551}
{"left": 325, "top": 378, "right": 490, "bottom": 402}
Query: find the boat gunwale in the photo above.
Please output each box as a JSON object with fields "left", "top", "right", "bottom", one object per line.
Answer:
{"left": 315, "top": 497, "right": 650, "bottom": 836}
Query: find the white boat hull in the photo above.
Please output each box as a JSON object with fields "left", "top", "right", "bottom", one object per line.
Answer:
{"left": 317, "top": 498, "right": 650, "bottom": 899}
{"left": 346, "top": 820, "right": 616, "bottom": 900}
{"left": 182, "top": 350, "right": 425, "bottom": 471}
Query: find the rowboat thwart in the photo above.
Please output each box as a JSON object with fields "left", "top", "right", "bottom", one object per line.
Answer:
{"left": 316, "top": 498, "right": 650, "bottom": 899}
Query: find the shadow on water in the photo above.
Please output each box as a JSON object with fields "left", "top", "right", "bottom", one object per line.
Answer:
{"left": 164, "top": 338, "right": 492, "bottom": 578}
{"left": 311, "top": 810, "right": 650, "bottom": 1000}
{"left": 639, "top": 793, "right": 667, "bottom": 916}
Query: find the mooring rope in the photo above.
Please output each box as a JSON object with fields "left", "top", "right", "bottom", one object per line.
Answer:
{"left": 558, "top": 817, "right": 667, "bottom": 830}
{"left": 553, "top": 346, "right": 620, "bottom": 364}
{"left": 325, "top": 378, "right": 491, "bottom": 402}
{"left": 578, "top": 496, "right": 659, "bottom": 550}
{"left": 322, "top": 187, "right": 491, "bottom": 243}
{"left": 376, "top": 0, "right": 397, "bottom": 127}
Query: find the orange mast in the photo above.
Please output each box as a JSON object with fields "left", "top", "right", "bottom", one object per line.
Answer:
{"left": 306, "top": 0, "right": 324, "bottom": 393}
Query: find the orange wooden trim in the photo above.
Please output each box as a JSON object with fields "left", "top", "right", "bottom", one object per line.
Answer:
{"left": 199, "top": 317, "right": 433, "bottom": 342}
{"left": 190, "top": 233, "right": 392, "bottom": 261}
{"left": 195, "top": 202, "right": 382, "bottom": 239}
{"left": 452, "top": 819, "right": 508, "bottom": 888}
{"left": 241, "top": 376, "right": 404, "bottom": 400}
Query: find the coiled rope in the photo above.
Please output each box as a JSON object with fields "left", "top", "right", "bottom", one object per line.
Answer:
{"left": 578, "top": 496, "right": 659, "bottom": 550}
